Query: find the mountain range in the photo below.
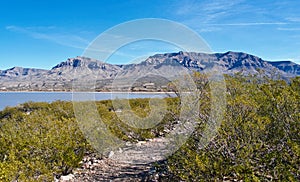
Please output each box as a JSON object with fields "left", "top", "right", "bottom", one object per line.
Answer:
{"left": 0, "top": 51, "right": 299, "bottom": 91}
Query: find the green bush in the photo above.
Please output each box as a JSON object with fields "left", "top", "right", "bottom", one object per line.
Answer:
{"left": 164, "top": 75, "right": 300, "bottom": 181}
{"left": 0, "top": 98, "right": 180, "bottom": 180}
{"left": 0, "top": 101, "right": 88, "bottom": 181}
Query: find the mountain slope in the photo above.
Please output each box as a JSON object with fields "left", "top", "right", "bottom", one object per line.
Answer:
{"left": 268, "top": 61, "right": 300, "bottom": 75}
{"left": 0, "top": 67, "right": 47, "bottom": 79}
{"left": 0, "top": 52, "right": 299, "bottom": 91}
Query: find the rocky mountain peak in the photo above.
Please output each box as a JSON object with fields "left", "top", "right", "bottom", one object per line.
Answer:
{"left": 51, "top": 56, "right": 100, "bottom": 69}
{"left": 142, "top": 51, "right": 267, "bottom": 71}
{"left": 216, "top": 51, "right": 266, "bottom": 69}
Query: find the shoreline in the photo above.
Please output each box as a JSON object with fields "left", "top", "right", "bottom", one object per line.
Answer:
{"left": 0, "top": 92, "right": 176, "bottom": 111}
{"left": 0, "top": 91, "right": 175, "bottom": 94}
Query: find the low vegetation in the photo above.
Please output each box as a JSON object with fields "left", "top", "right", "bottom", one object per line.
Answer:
{"left": 0, "top": 74, "right": 299, "bottom": 181}
{"left": 164, "top": 74, "right": 300, "bottom": 181}
{"left": 0, "top": 101, "right": 89, "bottom": 181}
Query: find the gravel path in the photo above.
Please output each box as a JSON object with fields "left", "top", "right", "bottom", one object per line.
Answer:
{"left": 58, "top": 119, "right": 195, "bottom": 181}
{"left": 70, "top": 157, "right": 158, "bottom": 181}
{"left": 59, "top": 138, "right": 173, "bottom": 182}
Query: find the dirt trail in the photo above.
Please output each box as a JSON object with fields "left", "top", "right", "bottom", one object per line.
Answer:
{"left": 70, "top": 158, "right": 157, "bottom": 181}
{"left": 61, "top": 138, "right": 172, "bottom": 181}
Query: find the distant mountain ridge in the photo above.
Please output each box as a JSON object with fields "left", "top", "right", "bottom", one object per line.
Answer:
{"left": 0, "top": 67, "right": 47, "bottom": 78}
{"left": 0, "top": 51, "right": 299, "bottom": 91}
{"left": 267, "top": 61, "right": 300, "bottom": 75}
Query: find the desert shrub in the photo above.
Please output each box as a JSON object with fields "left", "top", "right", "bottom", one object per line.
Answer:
{"left": 0, "top": 101, "right": 88, "bottom": 181}
{"left": 164, "top": 75, "right": 300, "bottom": 181}
{"left": 0, "top": 98, "right": 179, "bottom": 180}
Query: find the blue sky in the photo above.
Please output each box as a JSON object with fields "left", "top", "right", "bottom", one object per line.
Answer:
{"left": 1, "top": 0, "right": 300, "bottom": 69}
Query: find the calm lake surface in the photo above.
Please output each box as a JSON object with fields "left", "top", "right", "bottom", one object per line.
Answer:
{"left": 0, "top": 92, "right": 172, "bottom": 111}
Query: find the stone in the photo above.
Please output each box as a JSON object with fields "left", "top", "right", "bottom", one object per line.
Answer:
{"left": 108, "top": 151, "right": 114, "bottom": 158}
{"left": 60, "top": 174, "right": 74, "bottom": 181}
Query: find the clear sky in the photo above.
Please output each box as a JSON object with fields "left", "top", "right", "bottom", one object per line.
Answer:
{"left": 1, "top": 0, "right": 300, "bottom": 70}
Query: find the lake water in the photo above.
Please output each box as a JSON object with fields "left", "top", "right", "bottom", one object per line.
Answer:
{"left": 0, "top": 92, "right": 173, "bottom": 111}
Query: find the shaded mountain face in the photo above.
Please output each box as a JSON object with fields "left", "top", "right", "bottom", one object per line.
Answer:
{"left": 0, "top": 67, "right": 47, "bottom": 79}
{"left": 49, "top": 57, "right": 122, "bottom": 80}
{"left": 144, "top": 51, "right": 273, "bottom": 73}
{"left": 268, "top": 61, "right": 300, "bottom": 75}
{"left": 0, "top": 52, "right": 299, "bottom": 91}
